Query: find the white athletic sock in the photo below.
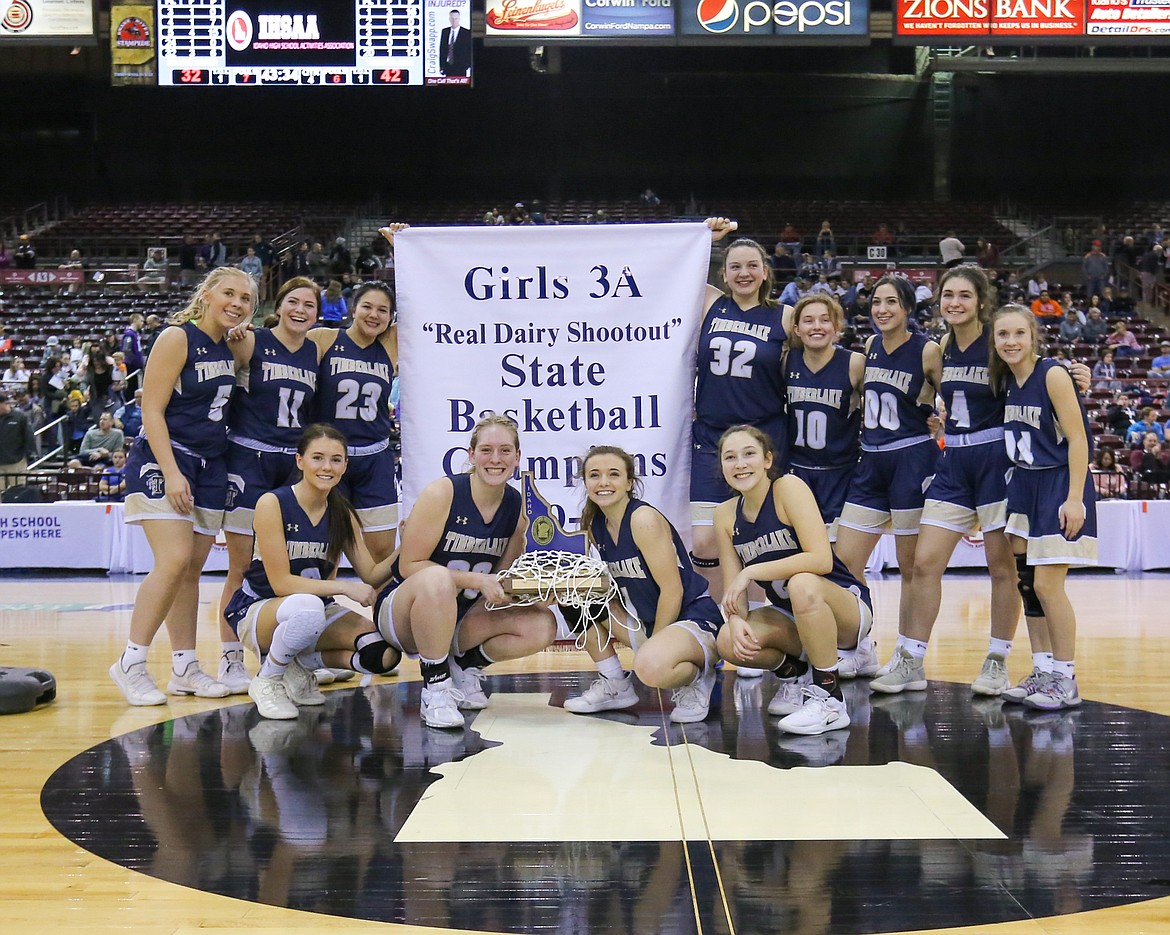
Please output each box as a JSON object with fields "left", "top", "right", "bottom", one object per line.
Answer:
{"left": 597, "top": 655, "right": 625, "bottom": 681}
{"left": 904, "top": 639, "right": 929, "bottom": 659}
{"left": 1033, "top": 652, "right": 1055, "bottom": 673}
{"left": 120, "top": 640, "right": 149, "bottom": 668}
{"left": 298, "top": 651, "right": 325, "bottom": 671}
{"left": 221, "top": 640, "right": 244, "bottom": 656}
{"left": 989, "top": 638, "right": 1013, "bottom": 658}
{"left": 172, "top": 648, "right": 197, "bottom": 676}
{"left": 1052, "top": 659, "right": 1075, "bottom": 679}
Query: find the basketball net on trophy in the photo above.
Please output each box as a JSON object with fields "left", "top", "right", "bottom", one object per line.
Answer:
{"left": 487, "top": 473, "right": 634, "bottom": 652}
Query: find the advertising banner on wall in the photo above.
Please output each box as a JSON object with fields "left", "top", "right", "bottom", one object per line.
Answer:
{"left": 676, "top": 0, "right": 870, "bottom": 41}
{"left": 484, "top": 0, "right": 676, "bottom": 39}
{"left": 111, "top": 4, "right": 156, "bottom": 85}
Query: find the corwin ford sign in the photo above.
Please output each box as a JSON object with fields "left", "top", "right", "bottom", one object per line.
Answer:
{"left": 678, "top": 0, "right": 869, "bottom": 37}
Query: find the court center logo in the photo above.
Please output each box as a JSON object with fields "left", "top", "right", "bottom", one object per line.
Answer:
{"left": 226, "top": 10, "right": 254, "bottom": 51}
{"left": 696, "top": 0, "right": 740, "bottom": 31}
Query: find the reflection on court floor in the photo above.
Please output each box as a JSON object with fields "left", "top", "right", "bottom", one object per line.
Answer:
{"left": 41, "top": 671, "right": 1170, "bottom": 935}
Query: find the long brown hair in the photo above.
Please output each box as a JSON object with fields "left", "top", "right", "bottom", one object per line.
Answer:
{"left": 717, "top": 424, "right": 781, "bottom": 483}
{"left": 937, "top": 264, "right": 994, "bottom": 330}
{"left": 578, "top": 445, "right": 642, "bottom": 549}
{"left": 296, "top": 423, "right": 359, "bottom": 567}
{"left": 263, "top": 276, "right": 322, "bottom": 328}
{"left": 988, "top": 304, "right": 1043, "bottom": 393}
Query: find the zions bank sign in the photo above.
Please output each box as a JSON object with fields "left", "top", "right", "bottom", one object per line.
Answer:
{"left": 677, "top": 0, "right": 870, "bottom": 38}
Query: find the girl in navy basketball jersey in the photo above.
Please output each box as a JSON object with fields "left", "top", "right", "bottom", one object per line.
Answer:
{"left": 565, "top": 445, "right": 724, "bottom": 724}
{"left": 312, "top": 276, "right": 400, "bottom": 564}
{"left": 217, "top": 276, "right": 324, "bottom": 694}
{"left": 374, "top": 416, "right": 557, "bottom": 729}
{"left": 690, "top": 218, "right": 795, "bottom": 601}
{"left": 223, "top": 424, "right": 402, "bottom": 720}
{"left": 833, "top": 275, "right": 943, "bottom": 693}
{"left": 112, "top": 268, "right": 256, "bottom": 706}
{"left": 783, "top": 293, "right": 864, "bottom": 538}
{"left": 991, "top": 305, "right": 1096, "bottom": 711}
{"left": 714, "top": 426, "right": 872, "bottom": 735}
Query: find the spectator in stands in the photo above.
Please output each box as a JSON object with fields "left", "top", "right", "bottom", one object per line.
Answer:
{"left": 0, "top": 390, "right": 35, "bottom": 489}
{"left": 639, "top": 188, "right": 660, "bottom": 206}
{"left": 137, "top": 248, "right": 168, "bottom": 290}
{"left": 41, "top": 357, "right": 66, "bottom": 416}
{"left": 975, "top": 238, "right": 999, "bottom": 267}
{"left": 140, "top": 314, "right": 163, "bottom": 359}
{"left": 110, "top": 352, "right": 128, "bottom": 407}
{"left": 1082, "top": 240, "right": 1110, "bottom": 299}
{"left": 114, "top": 388, "right": 144, "bottom": 440}
{"left": 770, "top": 243, "right": 796, "bottom": 280}
{"left": 120, "top": 313, "right": 145, "bottom": 394}
{"left": 202, "top": 232, "right": 227, "bottom": 269}
{"left": 1111, "top": 284, "right": 1136, "bottom": 318}
{"left": 809, "top": 272, "right": 834, "bottom": 296}
{"left": 73, "top": 410, "right": 125, "bottom": 468}
{"left": 1058, "top": 309, "right": 1084, "bottom": 345}
{"left": 893, "top": 220, "right": 910, "bottom": 257}
{"left": 356, "top": 245, "right": 382, "bottom": 277}
{"left": 815, "top": 220, "right": 836, "bottom": 257}
{"left": 1030, "top": 289, "right": 1062, "bottom": 319}
{"left": 1091, "top": 448, "right": 1127, "bottom": 500}
{"left": 1149, "top": 340, "right": 1170, "bottom": 378}
{"left": 1106, "top": 320, "right": 1142, "bottom": 359}
{"left": 938, "top": 231, "right": 964, "bottom": 268}
{"left": 778, "top": 272, "right": 810, "bottom": 307}
{"left": 1139, "top": 244, "right": 1164, "bottom": 305}
{"left": 59, "top": 248, "right": 86, "bottom": 294}
{"left": 1058, "top": 290, "right": 1085, "bottom": 324}
{"left": 1133, "top": 433, "right": 1170, "bottom": 488}
{"left": 1026, "top": 271, "right": 1048, "bottom": 300}
{"left": 1113, "top": 234, "right": 1139, "bottom": 279}
{"left": 76, "top": 342, "right": 115, "bottom": 415}
{"left": 0, "top": 323, "right": 10, "bottom": 355}
{"left": 913, "top": 277, "right": 934, "bottom": 316}
{"left": 1127, "top": 407, "right": 1165, "bottom": 447}
{"left": 16, "top": 386, "right": 44, "bottom": 456}
{"left": 0, "top": 239, "right": 10, "bottom": 269}
{"left": 2, "top": 355, "right": 30, "bottom": 389}
{"left": 779, "top": 222, "right": 801, "bottom": 255}
{"left": 178, "top": 234, "right": 200, "bottom": 287}
{"left": 251, "top": 233, "right": 275, "bottom": 270}
{"left": 14, "top": 234, "right": 36, "bottom": 269}
{"left": 817, "top": 251, "right": 842, "bottom": 277}
{"left": 98, "top": 447, "right": 127, "bottom": 502}
{"left": 306, "top": 241, "right": 328, "bottom": 279}
{"left": 998, "top": 271, "right": 1024, "bottom": 306}
{"left": 1105, "top": 392, "right": 1138, "bottom": 436}
{"left": 871, "top": 223, "right": 893, "bottom": 245}
{"left": 319, "top": 279, "right": 347, "bottom": 326}
{"left": 238, "top": 246, "right": 263, "bottom": 284}
{"left": 329, "top": 236, "right": 352, "bottom": 275}
{"left": 1093, "top": 349, "right": 1122, "bottom": 391}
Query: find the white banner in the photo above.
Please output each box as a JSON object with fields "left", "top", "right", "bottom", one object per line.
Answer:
{"left": 395, "top": 223, "right": 711, "bottom": 538}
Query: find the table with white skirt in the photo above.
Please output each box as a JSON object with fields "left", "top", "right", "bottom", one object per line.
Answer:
{"left": 0, "top": 499, "right": 1166, "bottom": 573}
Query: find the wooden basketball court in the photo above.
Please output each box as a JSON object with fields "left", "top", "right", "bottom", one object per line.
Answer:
{"left": 4, "top": 571, "right": 1170, "bottom": 935}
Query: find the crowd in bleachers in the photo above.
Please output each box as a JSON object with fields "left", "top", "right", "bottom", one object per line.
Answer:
{"left": 1, "top": 198, "right": 1168, "bottom": 506}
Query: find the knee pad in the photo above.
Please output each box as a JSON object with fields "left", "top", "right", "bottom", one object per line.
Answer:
{"left": 352, "top": 632, "right": 399, "bottom": 675}
{"left": 1015, "top": 555, "right": 1044, "bottom": 618}
{"left": 276, "top": 592, "right": 327, "bottom": 622}
{"left": 688, "top": 551, "right": 719, "bottom": 569}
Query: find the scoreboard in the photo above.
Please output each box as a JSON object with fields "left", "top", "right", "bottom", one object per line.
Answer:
{"left": 157, "top": 0, "right": 471, "bottom": 86}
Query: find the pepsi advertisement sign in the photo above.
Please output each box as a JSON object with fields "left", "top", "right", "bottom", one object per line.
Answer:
{"left": 678, "top": 0, "right": 869, "bottom": 39}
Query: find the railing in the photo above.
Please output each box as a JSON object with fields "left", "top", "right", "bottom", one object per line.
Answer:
{"left": 28, "top": 414, "right": 68, "bottom": 469}
{"left": 998, "top": 225, "right": 1057, "bottom": 268}
{"left": 0, "top": 196, "right": 70, "bottom": 243}
{"left": 0, "top": 468, "right": 109, "bottom": 503}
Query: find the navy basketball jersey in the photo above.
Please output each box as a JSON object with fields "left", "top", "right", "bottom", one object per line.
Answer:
{"left": 165, "top": 322, "right": 236, "bottom": 457}
{"left": 941, "top": 326, "right": 1003, "bottom": 435}
{"left": 591, "top": 499, "right": 710, "bottom": 628}
{"left": 1004, "top": 358, "right": 1093, "bottom": 469}
{"left": 316, "top": 335, "right": 394, "bottom": 447}
{"left": 403, "top": 473, "right": 521, "bottom": 618}
{"left": 242, "top": 486, "right": 335, "bottom": 600}
{"left": 861, "top": 331, "right": 934, "bottom": 446}
{"left": 231, "top": 329, "right": 318, "bottom": 447}
{"left": 785, "top": 346, "right": 860, "bottom": 469}
{"left": 694, "top": 295, "right": 787, "bottom": 449}
{"left": 732, "top": 485, "right": 868, "bottom": 612}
